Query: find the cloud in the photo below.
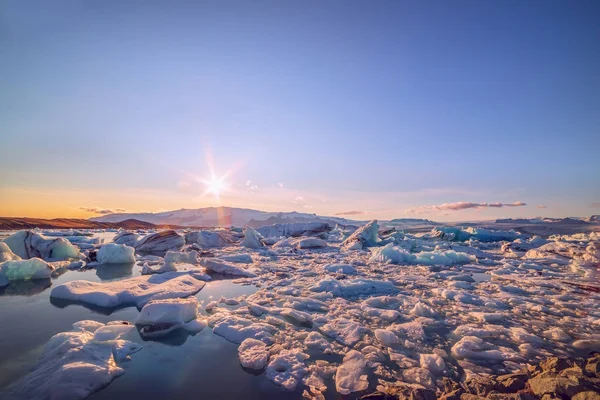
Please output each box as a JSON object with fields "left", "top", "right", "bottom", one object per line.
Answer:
{"left": 334, "top": 210, "right": 366, "bottom": 216}
{"left": 303, "top": 204, "right": 313, "bottom": 209}
{"left": 278, "top": 182, "right": 284, "bottom": 188}
{"left": 405, "top": 201, "right": 527, "bottom": 214}
{"left": 536, "top": 205, "right": 548, "bottom": 209}
{"left": 79, "top": 207, "right": 127, "bottom": 215}
{"left": 590, "top": 202, "right": 600, "bottom": 209}
{"left": 245, "top": 180, "right": 258, "bottom": 191}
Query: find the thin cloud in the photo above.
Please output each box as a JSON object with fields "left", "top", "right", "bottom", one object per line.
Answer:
{"left": 405, "top": 201, "right": 527, "bottom": 214}
{"left": 79, "top": 207, "right": 127, "bottom": 215}
{"left": 303, "top": 204, "right": 313, "bottom": 209}
{"left": 536, "top": 205, "right": 548, "bottom": 209}
{"left": 334, "top": 210, "right": 366, "bottom": 216}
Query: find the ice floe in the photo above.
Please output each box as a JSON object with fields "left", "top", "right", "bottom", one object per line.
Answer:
{"left": 3, "top": 230, "right": 81, "bottom": 261}
{"left": 96, "top": 243, "right": 136, "bottom": 264}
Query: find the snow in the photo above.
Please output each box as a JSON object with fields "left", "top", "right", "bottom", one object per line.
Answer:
{"left": 265, "top": 349, "right": 309, "bottom": 390}
{"left": 199, "top": 258, "right": 257, "bottom": 277}
{"left": 50, "top": 271, "right": 206, "bottom": 308}
{"left": 3, "top": 230, "right": 81, "bottom": 260}
{"left": 241, "top": 226, "right": 264, "bottom": 249}
{"left": 4, "top": 320, "right": 141, "bottom": 400}
{"left": 238, "top": 338, "right": 269, "bottom": 370}
{"left": 342, "top": 220, "right": 380, "bottom": 250}
{"left": 96, "top": 243, "right": 136, "bottom": 264}
{"left": 335, "top": 350, "right": 368, "bottom": 395}
{"left": 0, "top": 258, "right": 54, "bottom": 281}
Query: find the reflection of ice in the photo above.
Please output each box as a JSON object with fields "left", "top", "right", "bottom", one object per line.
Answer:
{"left": 0, "top": 278, "right": 52, "bottom": 296}
{"left": 95, "top": 263, "right": 134, "bottom": 281}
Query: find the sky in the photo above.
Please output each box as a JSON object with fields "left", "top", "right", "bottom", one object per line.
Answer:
{"left": 1, "top": 0, "right": 599, "bottom": 221}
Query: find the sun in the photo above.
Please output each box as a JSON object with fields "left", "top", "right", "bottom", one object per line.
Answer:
{"left": 201, "top": 175, "right": 228, "bottom": 200}
{"left": 206, "top": 177, "right": 225, "bottom": 196}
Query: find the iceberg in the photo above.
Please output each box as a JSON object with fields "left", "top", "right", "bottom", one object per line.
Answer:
{"left": 0, "top": 258, "right": 54, "bottom": 281}
{"left": 430, "top": 226, "right": 522, "bottom": 242}
{"left": 135, "top": 230, "right": 185, "bottom": 253}
{"left": 0, "top": 242, "right": 21, "bottom": 262}
{"left": 96, "top": 243, "right": 136, "bottom": 264}
{"left": 136, "top": 297, "right": 201, "bottom": 337}
{"left": 113, "top": 231, "right": 140, "bottom": 247}
{"left": 185, "top": 230, "right": 233, "bottom": 247}
{"left": 256, "top": 222, "right": 331, "bottom": 238}
{"left": 369, "top": 243, "right": 474, "bottom": 266}
{"left": 241, "top": 226, "right": 264, "bottom": 249}
{"left": 3, "top": 320, "right": 142, "bottom": 400}
{"left": 309, "top": 278, "right": 398, "bottom": 297}
{"left": 341, "top": 220, "right": 380, "bottom": 250}
{"left": 3, "top": 230, "right": 81, "bottom": 261}
{"left": 265, "top": 349, "right": 309, "bottom": 390}
{"left": 50, "top": 271, "right": 206, "bottom": 308}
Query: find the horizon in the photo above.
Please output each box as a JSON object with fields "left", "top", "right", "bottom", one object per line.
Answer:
{"left": 1, "top": 0, "right": 599, "bottom": 222}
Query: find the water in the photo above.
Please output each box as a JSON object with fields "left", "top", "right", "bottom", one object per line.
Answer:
{"left": 0, "top": 264, "right": 300, "bottom": 399}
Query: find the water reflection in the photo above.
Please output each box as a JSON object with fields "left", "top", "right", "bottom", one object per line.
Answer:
{"left": 95, "top": 263, "right": 134, "bottom": 281}
{"left": 0, "top": 279, "right": 52, "bottom": 296}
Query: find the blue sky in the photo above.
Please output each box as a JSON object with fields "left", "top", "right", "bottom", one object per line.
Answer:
{"left": 1, "top": 0, "right": 599, "bottom": 220}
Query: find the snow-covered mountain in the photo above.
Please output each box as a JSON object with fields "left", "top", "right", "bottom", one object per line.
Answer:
{"left": 90, "top": 207, "right": 355, "bottom": 228}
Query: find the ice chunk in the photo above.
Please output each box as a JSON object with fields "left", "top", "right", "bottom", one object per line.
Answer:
{"left": 419, "top": 353, "right": 445, "bottom": 375}
{"left": 4, "top": 321, "right": 141, "bottom": 400}
{"left": 164, "top": 250, "right": 198, "bottom": 265}
{"left": 256, "top": 222, "right": 331, "bottom": 238}
{"left": 220, "top": 253, "right": 253, "bottom": 263}
{"left": 324, "top": 264, "right": 357, "bottom": 274}
{"left": 210, "top": 315, "right": 275, "bottom": 344}
{"left": 241, "top": 226, "right": 265, "bottom": 249}
{"left": 185, "top": 230, "right": 232, "bottom": 247}
{"left": 543, "top": 327, "right": 571, "bottom": 342}
{"left": 320, "top": 319, "right": 367, "bottom": 346}
{"left": 341, "top": 220, "right": 380, "bottom": 250}
{"left": 135, "top": 230, "right": 185, "bottom": 253}
{"left": 309, "top": 278, "right": 398, "bottom": 297}
{"left": 0, "top": 258, "right": 54, "bottom": 281}
{"left": 431, "top": 226, "right": 522, "bottom": 242}
{"left": 335, "top": 350, "right": 368, "bottom": 395}
{"left": 0, "top": 242, "right": 21, "bottom": 262}
{"left": 369, "top": 243, "right": 412, "bottom": 264}
{"left": 451, "top": 336, "right": 504, "bottom": 361}
{"left": 113, "top": 231, "right": 140, "bottom": 247}
{"left": 304, "top": 331, "right": 332, "bottom": 353}
{"left": 51, "top": 271, "right": 206, "bottom": 308}
{"left": 199, "top": 258, "right": 257, "bottom": 277}
{"left": 136, "top": 297, "right": 199, "bottom": 326}
{"left": 238, "top": 338, "right": 269, "bottom": 370}
{"left": 370, "top": 243, "right": 474, "bottom": 265}
{"left": 3, "top": 230, "right": 81, "bottom": 260}
{"left": 374, "top": 329, "right": 400, "bottom": 346}
{"left": 293, "top": 237, "right": 328, "bottom": 249}
{"left": 265, "top": 349, "right": 309, "bottom": 390}
{"left": 410, "top": 302, "right": 437, "bottom": 318}
{"left": 96, "top": 243, "right": 136, "bottom": 264}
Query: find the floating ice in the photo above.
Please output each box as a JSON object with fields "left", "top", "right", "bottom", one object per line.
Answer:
{"left": 342, "top": 220, "right": 380, "bottom": 250}
{"left": 324, "top": 263, "right": 357, "bottom": 274}
{"left": 199, "top": 258, "right": 257, "bottom": 277}
{"left": 185, "top": 230, "right": 233, "bottom": 247}
{"left": 4, "top": 320, "right": 141, "bottom": 400}
{"left": 0, "top": 258, "right": 54, "bottom": 281}
{"left": 335, "top": 350, "right": 369, "bottom": 395}
{"left": 310, "top": 278, "right": 398, "bottom": 297}
{"left": 96, "top": 243, "right": 136, "bottom": 264}
{"left": 321, "top": 318, "right": 367, "bottom": 346}
{"left": 370, "top": 243, "right": 474, "bottom": 265}
{"left": 238, "top": 338, "right": 269, "bottom": 370}
{"left": 135, "top": 230, "right": 185, "bottom": 253}
{"left": 451, "top": 336, "right": 505, "bottom": 361}
{"left": 113, "top": 231, "right": 140, "bottom": 247}
{"left": 256, "top": 222, "right": 331, "bottom": 238}
{"left": 50, "top": 271, "right": 206, "bottom": 308}
{"left": 419, "top": 353, "right": 445, "bottom": 375}
{"left": 241, "top": 226, "right": 264, "bottom": 249}
{"left": 431, "top": 226, "right": 522, "bottom": 242}
{"left": 3, "top": 230, "right": 81, "bottom": 260}
{"left": 265, "top": 349, "right": 309, "bottom": 390}
{"left": 210, "top": 314, "right": 276, "bottom": 344}
{"left": 0, "top": 242, "right": 21, "bottom": 262}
